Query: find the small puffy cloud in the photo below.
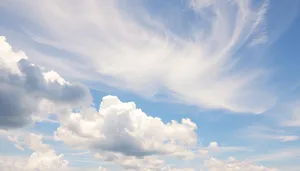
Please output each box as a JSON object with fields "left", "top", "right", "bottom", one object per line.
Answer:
{"left": 55, "top": 95, "right": 197, "bottom": 159}
{"left": 0, "top": 151, "right": 68, "bottom": 171}
{"left": 0, "top": 36, "right": 91, "bottom": 129}
{"left": 199, "top": 141, "right": 246, "bottom": 155}
{"left": 24, "top": 133, "right": 52, "bottom": 152}
{"left": 208, "top": 142, "right": 219, "bottom": 149}
{"left": 1, "top": 133, "right": 106, "bottom": 171}
{"left": 27, "top": 149, "right": 68, "bottom": 171}
{"left": 0, "top": 133, "right": 69, "bottom": 171}
{"left": 0, "top": 154, "right": 106, "bottom": 171}
{"left": 204, "top": 157, "right": 278, "bottom": 171}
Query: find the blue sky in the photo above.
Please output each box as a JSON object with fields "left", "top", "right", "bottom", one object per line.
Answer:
{"left": 0, "top": 0, "right": 300, "bottom": 171}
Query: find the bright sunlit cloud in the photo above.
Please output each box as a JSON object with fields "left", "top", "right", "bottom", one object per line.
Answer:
{"left": 1, "top": 0, "right": 298, "bottom": 113}
{"left": 0, "top": 0, "right": 300, "bottom": 170}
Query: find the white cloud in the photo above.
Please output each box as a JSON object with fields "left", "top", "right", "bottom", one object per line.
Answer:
{"left": 275, "top": 135, "right": 299, "bottom": 142}
{"left": 0, "top": 133, "right": 69, "bottom": 171}
{"left": 95, "top": 152, "right": 162, "bottom": 170}
{"left": 0, "top": 3, "right": 298, "bottom": 170}
{"left": 250, "top": 148, "right": 300, "bottom": 162}
{"left": 1, "top": 132, "right": 197, "bottom": 171}
{"left": 1, "top": 132, "right": 110, "bottom": 171}
{"left": 242, "top": 125, "right": 300, "bottom": 142}
{"left": 0, "top": 0, "right": 286, "bottom": 114}
{"left": 198, "top": 141, "right": 247, "bottom": 155}
{"left": 97, "top": 166, "right": 108, "bottom": 171}
{"left": 208, "top": 142, "right": 219, "bottom": 149}
{"left": 190, "top": 0, "right": 214, "bottom": 9}
{"left": 0, "top": 155, "right": 107, "bottom": 171}
{"left": 281, "top": 103, "right": 300, "bottom": 127}
{"left": 14, "top": 144, "right": 25, "bottom": 151}
{"left": 55, "top": 95, "right": 197, "bottom": 159}
{"left": 204, "top": 157, "right": 278, "bottom": 171}
{"left": 0, "top": 36, "right": 91, "bottom": 128}
{"left": 27, "top": 149, "right": 68, "bottom": 170}
{"left": 95, "top": 152, "right": 195, "bottom": 171}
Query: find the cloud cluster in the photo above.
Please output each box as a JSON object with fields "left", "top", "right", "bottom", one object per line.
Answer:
{"left": 55, "top": 95, "right": 197, "bottom": 160}
{"left": 0, "top": 36, "right": 286, "bottom": 170}
{"left": 0, "top": 34, "right": 199, "bottom": 171}
{"left": 1, "top": 132, "right": 196, "bottom": 171}
{"left": 1, "top": 132, "right": 111, "bottom": 171}
{"left": 204, "top": 157, "right": 278, "bottom": 171}
{"left": 0, "top": 133, "right": 69, "bottom": 171}
{"left": 0, "top": 0, "right": 288, "bottom": 114}
{"left": 0, "top": 36, "right": 91, "bottom": 129}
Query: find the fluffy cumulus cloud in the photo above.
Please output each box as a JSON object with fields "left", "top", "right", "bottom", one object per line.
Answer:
{"left": 0, "top": 155, "right": 106, "bottom": 171}
{"left": 0, "top": 133, "right": 69, "bottom": 171}
{"left": 0, "top": 35, "right": 282, "bottom": 171}
{"left": 55, "top": 95, "right": 197, "bottom": 160}
{"left": 0, "top": 36, "right": 91, "bottom": 129}
{"left": 2, "top": 0, "right": 295, "bottom": 114}
{"left": 0, "top": 132, "right": 108, "bottom": 171}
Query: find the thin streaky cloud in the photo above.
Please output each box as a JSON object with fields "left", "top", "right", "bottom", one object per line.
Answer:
{"left": 1, "top": 0, "right": 298, "bottom": 113}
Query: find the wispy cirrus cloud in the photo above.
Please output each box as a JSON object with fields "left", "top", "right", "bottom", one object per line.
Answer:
{"left": 281, "top": 103, "right": 300, "bottom": 127}
{"left": 0, "top": 33, "right": 281, "bottom": 171}
{"left": 1, "top": 0, "right": 298, "bottom": 114}
{"left": 241, "top": 125, "right": 299, "bottom": 142}
{"left": 0, "top": 1, "right": 300, "bottom": 170}
{"left": 250, "top": 147, "right": 300, "bottom": 163}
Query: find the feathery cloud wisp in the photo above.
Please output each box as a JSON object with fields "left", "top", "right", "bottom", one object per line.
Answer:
{"left": 1, "top": 0, "right": 295, "bottom": 113}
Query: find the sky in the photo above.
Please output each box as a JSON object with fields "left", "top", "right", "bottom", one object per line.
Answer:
{"left": 0, "top": 0, "right": 300, "bottom": 170}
